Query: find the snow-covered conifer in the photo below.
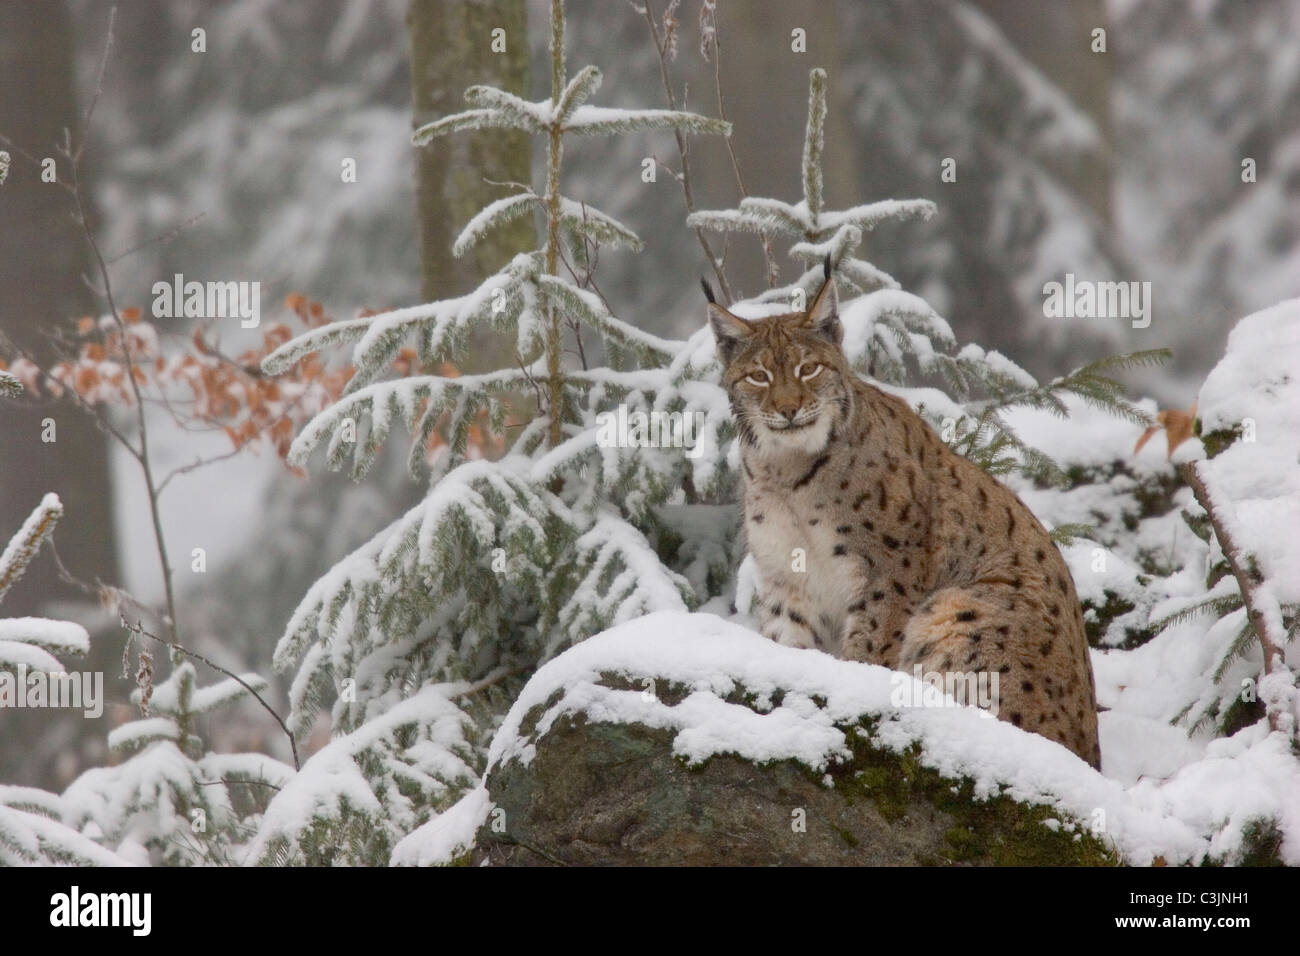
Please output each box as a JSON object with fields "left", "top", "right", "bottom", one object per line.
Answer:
{"left": 62, "top": 660, "right": 293, "bottom": 865}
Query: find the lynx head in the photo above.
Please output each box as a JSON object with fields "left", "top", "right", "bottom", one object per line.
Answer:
{"left": 706, "top": 259, "right": 853, "bottom": 456}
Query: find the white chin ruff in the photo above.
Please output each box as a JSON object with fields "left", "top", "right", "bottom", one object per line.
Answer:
{"left": 758, "top": 414, "right": 832, "bottom": 455}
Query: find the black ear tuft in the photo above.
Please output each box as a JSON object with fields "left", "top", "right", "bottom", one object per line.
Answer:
{"left": 823, "top": 254, "right": 831, "bottom": 281}
{"left": 806, "top": 264, "right": 842, "bottom": 347}
{"left": 700, "top": 278, "right": 717, "bottom": 305}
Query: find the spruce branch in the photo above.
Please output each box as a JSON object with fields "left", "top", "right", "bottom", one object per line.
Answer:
{"left": 802, "top": 67, "right": 827, "bottom": 222}
{"left": 0, "top": 495, "right": 63, "bottom": 607}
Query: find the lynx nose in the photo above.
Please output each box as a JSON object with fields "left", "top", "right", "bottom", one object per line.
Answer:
{"left": 775, "top": 400, "right": 801, "bottom": 422}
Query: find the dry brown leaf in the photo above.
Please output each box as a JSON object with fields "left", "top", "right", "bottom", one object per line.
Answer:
{"left": 1134, "top": 403, "right": 1197, "bottom": 459}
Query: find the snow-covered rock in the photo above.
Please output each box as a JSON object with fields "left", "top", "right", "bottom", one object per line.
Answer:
{"left": 394, "top": 611, "right": 1299, "bottom": 866}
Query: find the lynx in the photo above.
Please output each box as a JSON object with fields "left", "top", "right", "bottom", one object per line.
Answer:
{"left": 708, "top": 261, "right": 1101, "bottom": 768}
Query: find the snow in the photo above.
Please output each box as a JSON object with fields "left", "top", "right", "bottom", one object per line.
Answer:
{"left": 246, "top": 683, "right": 479, "bottom": 864}
{"left": 141, "top": 672, "right": 269, "bottom": 718}
{"left": 0, "top": 641, "right": 65, "bottom": 674}
{"left": 390, "top": 785, "right": 492, "bottom": 867}
{"left": 1004, "top": 394, "right": 1169, "bottom": 474}
{"left": 954, "top": 343, "right": 1038, "bottom": 390}
{"left": 563, "top": 105, "right": 721, "bottom": 133}
{"left": 452, "top": 193, "right": 537, "bottom": 258}
{"left": 839, "top": 290, "right": 957, "bottom": 363}
{"left": 557, "top": 511, "right": 691, "bottom": 637}
{"left": 0, "top": 801, "right": 134, "bottom": 867}
{"left": 817, "top": 198, "right": 937, "bottom": 233}
{"left": 1195, "top": 297, "right": 1300, "bottom": 609}
{"left": 0, "top": 493, "right": 62, "bottom": 605}
{"left": 0, "top": 618, "right": 89, "bottom": 657}
{"left": 62, "top": 741, "right": 216, "bottom": 856}
{"left": 106, "top": 718, "right": 181, "bottom": 754}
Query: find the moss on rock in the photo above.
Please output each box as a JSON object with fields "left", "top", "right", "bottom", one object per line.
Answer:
{"left": 471, "top": 691, "right": 1120, "bottom": 866}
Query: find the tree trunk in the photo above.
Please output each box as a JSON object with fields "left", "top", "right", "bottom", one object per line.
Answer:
{"left": 0, "top": 1, "right": 119, "bottom": 617}
{"left": 407, "top": 0, "right": 534, "bottom": 315}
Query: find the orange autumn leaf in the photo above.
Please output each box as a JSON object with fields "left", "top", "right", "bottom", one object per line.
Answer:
{"left": 77, "top": 317, "right": 95, "bottom": 334}
{"left": 1134, "top": 403, "right": 1197, "bottom": 460}
{"left": 121, "top": 306, "right": 141, "bottom": 324}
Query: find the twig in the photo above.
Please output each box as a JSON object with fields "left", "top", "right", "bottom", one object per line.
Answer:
{"left": 555, "top": 203, "right": 614, "bottom": 372}
{"left": 515, "top": 351, "right": 547, "bottom": 414}
{"left": 449, "top": 664, "right": 529, "bottom": 700}
{"left": 501, "top": 834, "right": 570, "bottom": 866}
{"left": 0, "top": 133, "right": 45, "bottom": 174}
{"left": 481, "top": 177, "right": 535, "bottom": 194}
{"left": 640, "top": 0, "right": 735, "bottom": 303}
{"left": 75, "top": 6, "right": 116, "bottom": 164}
{"left": 156, "top": 445, "right": 249, "bottom": 496}
{"left": 106, "top": 210, "right": 207, "bottom": 265}
{"left": 707, "top": 10, "right": 779, "bottom": 287}
{"left": 120, "top": 617, "right": 301, "bottom": 771}
{"left": 58, "top": 16, "right": 179, "bottom": 641}
{"left": 197, "top": 778, "right": 283, "bottom": 791}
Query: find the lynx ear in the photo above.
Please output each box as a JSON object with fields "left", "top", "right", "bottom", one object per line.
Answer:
{"left": 703, "top": 278, "right": 754, "bottom": 363}
{"left": 802, "top": 256, "right": 842, "bottom": 346}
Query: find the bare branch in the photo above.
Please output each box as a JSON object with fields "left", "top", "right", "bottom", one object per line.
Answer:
{"left": 106, "top": 210, "right": 207, "bottom": 265}
{"left": 121, "top": 617, "right": 301, "bottom": 771}
{"left": 707, "top": 12, "right": 779, "bottom": 287}
{"left": 156, "top": 445, "right": 249, "bottom": 496}
{"left": 641, "top": 0, "right": 735, "bottom": 303}
{"left": 76, "top": 6, "right": 117, "bottom": 164}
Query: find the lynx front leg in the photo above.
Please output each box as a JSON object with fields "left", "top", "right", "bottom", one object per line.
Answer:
{"left": 840, "top": 590, "right": 911, "bottom": 668}
{"left": 756, "top": 592, "right": 823, "bottom": 651}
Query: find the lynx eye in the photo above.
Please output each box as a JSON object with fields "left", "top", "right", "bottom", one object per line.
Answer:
{"left": 798, "top": 362, "right": 824, "bottom": 381}
{"left": 744, "top": 369, "right": 773, "bottom": 387}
